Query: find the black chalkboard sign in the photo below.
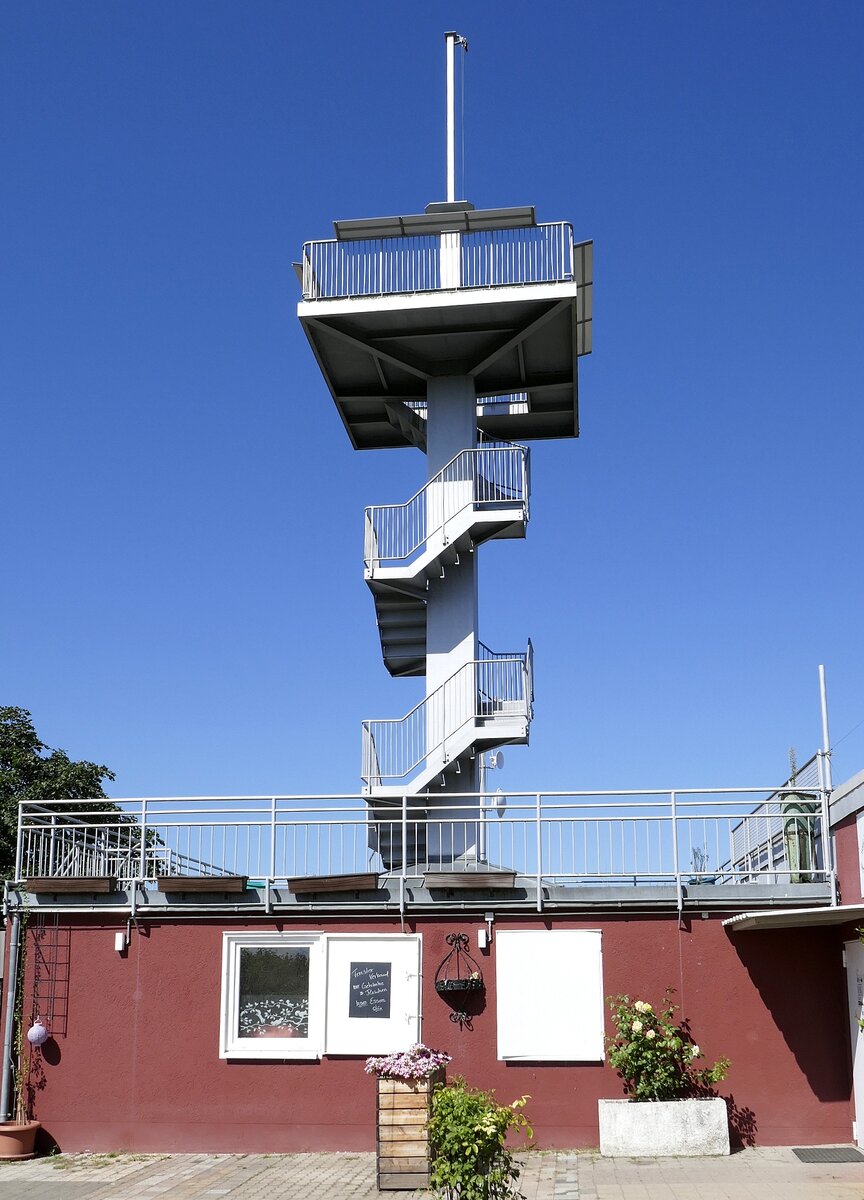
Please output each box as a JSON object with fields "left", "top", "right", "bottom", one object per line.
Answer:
{"left": 349, "top": 961, "right": 391, "bottom": 1019}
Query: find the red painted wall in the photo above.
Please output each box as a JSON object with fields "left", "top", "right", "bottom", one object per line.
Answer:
{"left": 834, "top": 812, "right": 862, "bottom": 903}
{"left": 15, "top": 911, "right": 852, "bottom": 1152}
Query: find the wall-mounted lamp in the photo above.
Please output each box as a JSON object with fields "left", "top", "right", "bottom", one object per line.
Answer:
{"left": 26, "top": 1018, "right": 49, "bottom": 1047}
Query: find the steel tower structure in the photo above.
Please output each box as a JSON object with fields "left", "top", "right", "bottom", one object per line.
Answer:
{"left": 297, "top": 33, "right": 592, "bottom": 865}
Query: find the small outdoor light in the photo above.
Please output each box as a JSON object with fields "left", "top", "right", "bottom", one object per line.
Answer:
{"left": 26, "top": 1018, "right": 49, "bottom": 1047}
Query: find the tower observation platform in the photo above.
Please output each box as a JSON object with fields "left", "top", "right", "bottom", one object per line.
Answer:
{"left": 298, "top": 204, "right": 592, "bottom": 448}
{"left": 296, "top": 33, "right": 593, "bottom": 866}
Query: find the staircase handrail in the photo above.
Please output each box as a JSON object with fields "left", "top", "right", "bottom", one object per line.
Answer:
{"left": 362, "top": 645, "right": 531, "bottom": 788}
{"left": 364, "top": 443, "right": 529, "bottom": 571}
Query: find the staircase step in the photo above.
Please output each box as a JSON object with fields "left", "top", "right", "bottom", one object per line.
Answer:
{"left": 370, "top": 583, "right": 428, "bottom": 678}
{"left": 379, "top": 609, "right": 424, "bottom": 623}
{"left": 379, "top": 622, "right": 425, "bottom": 641}
{"left": 384, "top": 400, "right": 427, "bottom": 452}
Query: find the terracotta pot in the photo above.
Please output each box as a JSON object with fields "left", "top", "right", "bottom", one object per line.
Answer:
{"left": 0, "top": 1120, "right": 41, "bottom": 1160}
{"left": 251, "top": 1024, "right": 300, "bottom": 1038}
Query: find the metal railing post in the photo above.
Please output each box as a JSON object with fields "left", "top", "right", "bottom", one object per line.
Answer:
{"left": 270, "top": 796, "right": 277, "bottom": 881}
{"left": 139, "top": 796, "right": 148, "bottom": 879}
{"left": 817, "top": 752, "right": 838, "bottom": 904}
{"left": 670, "top": 791, "right": 683, "bottom": 917}
{"left": 535, "top": 792, "right": 543, "bottom": 912}
{"left": 400, "top": 795, "right": 408, "bottom": 917}
{"left": 48, "top": 813, "right": 57, "bottom": 877}
{"left": 14, "top": 803, "right": 24, "bottom": 881}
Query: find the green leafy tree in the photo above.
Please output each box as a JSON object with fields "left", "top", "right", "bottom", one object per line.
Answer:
{"left": 0, "top": 706, "right": 115, "bottom": 878}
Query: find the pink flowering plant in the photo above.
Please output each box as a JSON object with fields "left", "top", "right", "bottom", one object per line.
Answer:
{"left": 606, "top": 989, "right": 729, "bottom": 1101}
{"left": 365, "top": 1043, "right": 451, "bottom": 1082}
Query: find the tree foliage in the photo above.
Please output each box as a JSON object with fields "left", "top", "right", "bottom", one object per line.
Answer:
{"left": 0, "top": 706, "right": 115, "bottom": 878}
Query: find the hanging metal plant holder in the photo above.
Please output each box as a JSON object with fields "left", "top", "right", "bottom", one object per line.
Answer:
{"left": 434, "top": 933, "right": 485, "bottom": 994}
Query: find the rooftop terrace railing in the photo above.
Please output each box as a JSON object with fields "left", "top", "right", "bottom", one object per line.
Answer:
{"left": 15, "top": 779, "right": 834, "bottom": 912}
{"left": 301, "top": 222, "right": 575, "bottom": 301}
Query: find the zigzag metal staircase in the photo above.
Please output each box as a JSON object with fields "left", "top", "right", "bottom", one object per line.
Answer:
{"left": 362, "top": 441, "right": 534, "bottom": 867}
{"left": 364, "top": 442, "right": 530, "bottom": 677}
{"left": 362, "top": 641, "right": 534, "bottom": 798}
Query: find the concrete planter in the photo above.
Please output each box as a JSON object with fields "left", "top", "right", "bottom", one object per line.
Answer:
{"left": 598, "top": 1098, "right": 729, "bottom": 1157}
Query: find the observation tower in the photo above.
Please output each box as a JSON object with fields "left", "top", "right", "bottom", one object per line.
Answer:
{"left": 297, "top": 33, "right": 592, "bottom": 865}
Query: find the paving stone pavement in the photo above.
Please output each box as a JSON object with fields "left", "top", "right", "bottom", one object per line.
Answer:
{"left": 0, "top": 1148, "right": 863, "bottom": 1200}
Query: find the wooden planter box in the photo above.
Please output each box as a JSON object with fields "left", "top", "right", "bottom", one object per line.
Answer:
{"left": 155, "top": 875, "right": 248, "bottom": 893}
{"left": 286, "top": 872, "right": 380, "bottom": 894}
{"left": 26, "top": 877, "right": 115, "bottom": 894}
{"left": 376, "top": 1077, "right": 435, "bottom": 1190}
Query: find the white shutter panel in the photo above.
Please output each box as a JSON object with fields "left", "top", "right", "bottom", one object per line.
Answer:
{"left": 324, "top": 934, "right": 422, "bottom": 1055}
{"left": 496, "top": 930, "right": 604, "bottom": 1061}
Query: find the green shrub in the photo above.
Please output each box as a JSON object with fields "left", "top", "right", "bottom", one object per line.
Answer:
{"left": 429, "top": 1077, "right": 532, "bottom": 1200}
{"left": 606, "top": 989, "right": 730, "bottom": 1101}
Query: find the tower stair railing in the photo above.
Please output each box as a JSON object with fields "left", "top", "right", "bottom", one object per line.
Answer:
{"left": 361, "top": 647, "right": 532, "bottom": 793}
{"left": 477, "top": 640, "right": 534, "bottom": 717}
{"left": 364, "top": 443, "right": 529, "bottom": 574}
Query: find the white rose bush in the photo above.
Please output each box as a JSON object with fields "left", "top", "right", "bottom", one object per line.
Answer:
{"left": 606, "top": 989, "right": 729, "bottom": 1101}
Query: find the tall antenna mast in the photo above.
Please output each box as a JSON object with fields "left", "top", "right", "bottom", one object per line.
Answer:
{"left": 818, "top": 663, "right": 833, "bottom": 790}
{"left": 445, "top": 31, "right": 468, "bottom": 202}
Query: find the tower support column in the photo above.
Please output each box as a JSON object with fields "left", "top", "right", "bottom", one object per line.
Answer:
{"left": 425, "top": 376, "right": 478, "bottom": 697}
{"left": 425, "top": 375, "right": 479, "bottom": 798}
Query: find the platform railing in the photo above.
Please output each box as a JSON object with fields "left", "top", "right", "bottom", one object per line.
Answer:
{"left": 301, "top": 222, "right": 574, "bottom": 300}
{"left": 14, "top": 784, "right": 834, "bottom": 908}
{"left": 364, "top": 444, "right": 529, "bottom": 571}
{"left": 399, "top": 394, "right": 533, "bottom": 424}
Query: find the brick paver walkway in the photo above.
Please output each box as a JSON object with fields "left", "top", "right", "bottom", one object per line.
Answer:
{"left": 0, "top": 1148, "right": 862, "bottom": 1199}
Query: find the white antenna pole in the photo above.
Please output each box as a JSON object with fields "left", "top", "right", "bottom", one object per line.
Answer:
{"left": 819, "top": 663, "right": 833, "bottom": 790}
{"left": 445, "top": 32, "right": 467, "bottom": 202}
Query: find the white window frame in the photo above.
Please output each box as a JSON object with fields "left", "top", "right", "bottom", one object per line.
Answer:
{"left": 219, "top": 931, "right": 423, "bottom": 1061}
{"left": 220, "top": 932, "right": 325, "bottom": 1060}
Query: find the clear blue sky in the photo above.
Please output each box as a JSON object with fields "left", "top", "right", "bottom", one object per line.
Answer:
{"left": 3, "top": 1, "right": 863, "bottom": 799}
